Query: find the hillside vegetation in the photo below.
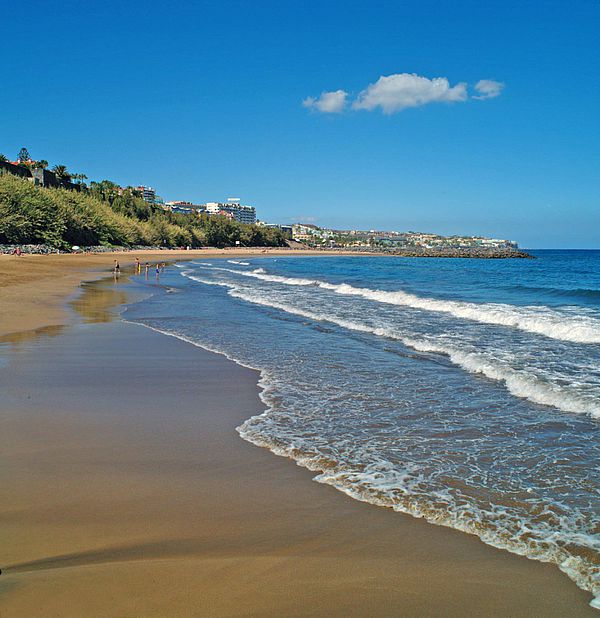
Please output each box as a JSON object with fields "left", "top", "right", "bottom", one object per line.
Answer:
{"left": 0, "top": 174, "right": 288, "bottom": 249}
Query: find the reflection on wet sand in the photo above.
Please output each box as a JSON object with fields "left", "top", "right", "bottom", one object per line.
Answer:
{"left": 0, "top": 274, "right": 132, "bottom": 353}
{"left": 70, "top": 276, "right": 131, "bottom": 324}
{"left": 0, "top": 324, "right": 65, "bottom": 347}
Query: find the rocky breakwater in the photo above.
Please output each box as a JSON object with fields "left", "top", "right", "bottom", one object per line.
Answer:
{"left": 306, "top": 246, "right": 533, "bottom": 258}
{"left": 389, "top": 246, "right": 534, "bottom": 258}
{"left": 0, "top": 244, "right": 165, "bottom": 255}
{"left": 0, "top": 244, "right": 60, "bottom": 255}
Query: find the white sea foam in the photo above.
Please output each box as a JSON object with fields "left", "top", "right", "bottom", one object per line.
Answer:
{"left": 180, "top": 269, "right": 600, "bottom": 418}
{"left": 184, "top": 275, "right": 233, "bottom": 289}
{"left": 403, "top": 338, "right": 600, "bottom": 418}
{"left": 224, "top": 287, "right": 600, "bottom": 419}
{"left": 133, "top": 273, "right": 600, "bottom": 607}
{"left": 237, "top": 411, "right": 600, "bottom": 607}
{"left": 210, "top": 267, "right": 600, "bottom": 345}
{"left": 227, "top": 260, "right": 250, "bottom": 265}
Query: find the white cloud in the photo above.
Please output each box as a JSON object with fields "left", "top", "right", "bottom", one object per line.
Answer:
{"left": 473, "top": 79, "right": 505, "bottom": 100}
{"left": 352, "top": 73, "right": 468, "bottom": 114}
{"left": 302, "top": 89, "right": 348, "bottom": 113}
{"left": 303, "top": 74, "right": 505, "bottom": 115}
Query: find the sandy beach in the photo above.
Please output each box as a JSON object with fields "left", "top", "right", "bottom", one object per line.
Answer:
{"left": 0, "top": 248, "right": 329, "bottom": 338}
{"left": 0, "top": 253, "right": 596, "bottom": 616}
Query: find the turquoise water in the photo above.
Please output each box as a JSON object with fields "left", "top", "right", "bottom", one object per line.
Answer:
{"left": 126, "top": 251, "right": 600, "bottom": 606}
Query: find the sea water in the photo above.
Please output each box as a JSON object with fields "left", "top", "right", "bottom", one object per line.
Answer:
{"left": 125, "top": 251, "right": 600, "bottom": 606}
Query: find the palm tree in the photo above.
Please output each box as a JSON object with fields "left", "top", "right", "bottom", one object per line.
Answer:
{"left": 70, "top": 173, "right": 88, "bottom": 188}
{"left": 0, "top": 154, "right": 8, "bottom": 162}
{"left": 91, "top": 179, "right": 119, "bottom": 200}
{"left": 52, "top": 164, "right": 71, "bottom": 183}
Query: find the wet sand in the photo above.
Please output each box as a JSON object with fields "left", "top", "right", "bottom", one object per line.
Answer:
{"left": 0, "top": 271, "right": 596, "bottom": 616}
{"left": 0, "top": 248, "right": 330, "bottom": 338}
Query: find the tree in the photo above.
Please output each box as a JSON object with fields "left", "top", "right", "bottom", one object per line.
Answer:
{"left": 17, "top": 147, "right": 31, "bottom": 163}
{"left": 34, "top": 160, "right": 49, "bottom": 170}
{"left": 203, "top": 216, "right": 242, "bottom": 247}
{"left": 89, "top": 179, "right": 120, "bottom": 202}
{"left": 72, "top": 173, "right": 88, "bottom": 185}
{"left": 52, "top": 164, "right": 72, "bottom": 183}
{"left": 0, "top": 154, "right": 8, "bottom": 162}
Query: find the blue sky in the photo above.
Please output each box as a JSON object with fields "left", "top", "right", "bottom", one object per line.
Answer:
{"left": 2, "top": 1, "right": 599, "bottom": 247}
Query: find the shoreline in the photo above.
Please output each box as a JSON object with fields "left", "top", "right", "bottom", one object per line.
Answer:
{"left": 0, "top": 246, "right": 531, "bottom": 340}
{"left": 0, "top": 257, "right": 596, "bottom": 615}
{"left": 0, "top": 248, "right": 344, "bottom": 338}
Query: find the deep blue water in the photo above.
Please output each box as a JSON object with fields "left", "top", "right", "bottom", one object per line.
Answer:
{"left": 125, "top": 250, "right": 600, "bottom": 606}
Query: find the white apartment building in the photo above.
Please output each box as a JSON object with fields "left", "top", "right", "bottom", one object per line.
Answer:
{"left": 205, "top": 201, "right": 256, "bottom": 224}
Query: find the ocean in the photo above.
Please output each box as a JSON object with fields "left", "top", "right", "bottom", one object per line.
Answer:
{"left": 125, "top": 250, "right": 600, "bottom": 606}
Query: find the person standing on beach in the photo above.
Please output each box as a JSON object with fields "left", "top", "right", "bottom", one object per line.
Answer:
{"left": 145, "top": 262, "right": 149, "bottom": 278}
{"left": 113, "top": 260, "right": 120, "bottom": 274}
{"left": 135, "top": 257, "right": 141, "bottom": 274}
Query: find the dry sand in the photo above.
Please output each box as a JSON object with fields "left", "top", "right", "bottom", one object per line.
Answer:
{"left": 0, "top": 255, "right": 596, "bottom": 616}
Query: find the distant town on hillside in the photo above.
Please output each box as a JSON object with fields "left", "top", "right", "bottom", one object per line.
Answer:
{"left": 1, "top": 147, "right": 519, "bottom": 251}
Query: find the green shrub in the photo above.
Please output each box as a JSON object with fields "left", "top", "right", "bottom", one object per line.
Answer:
{"left": 0, "top": 173, "right": 289, "bottom": 248}
{"left": 0, "top": 174, "right": 65, "bottom": 245}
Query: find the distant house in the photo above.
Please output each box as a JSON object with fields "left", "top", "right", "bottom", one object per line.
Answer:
{"left": 30, "top": 167, "right": 61, "bottom": 188}
{"left": 292, "top": 223, "right": 333, "bottom": 242}
{"left": 165, "top": 200, "right": 207, "bottom": 215}
{"left": 136, "top": 185, "right": 156, "bottom": 203}
{"left": 258, "top": 222, "right": 293, "bottom": 236}
{"left": 171, "top": 206, "right": 194, "bottom": 214}
{"left": 0, "top": 160, "right": 30, "bottom": 180}
{"left": 0, "top": 160, "right": 79, "bottom": 190}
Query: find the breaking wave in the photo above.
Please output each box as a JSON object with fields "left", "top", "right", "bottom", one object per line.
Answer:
{"left": 215, "top": 266, "right": 600, "bottom": 345}
{"left": 226, "top": 288, "right": 600, "bottom": 419}
{"left": 181, "top": 270, "right": 600, "bottom": 418}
